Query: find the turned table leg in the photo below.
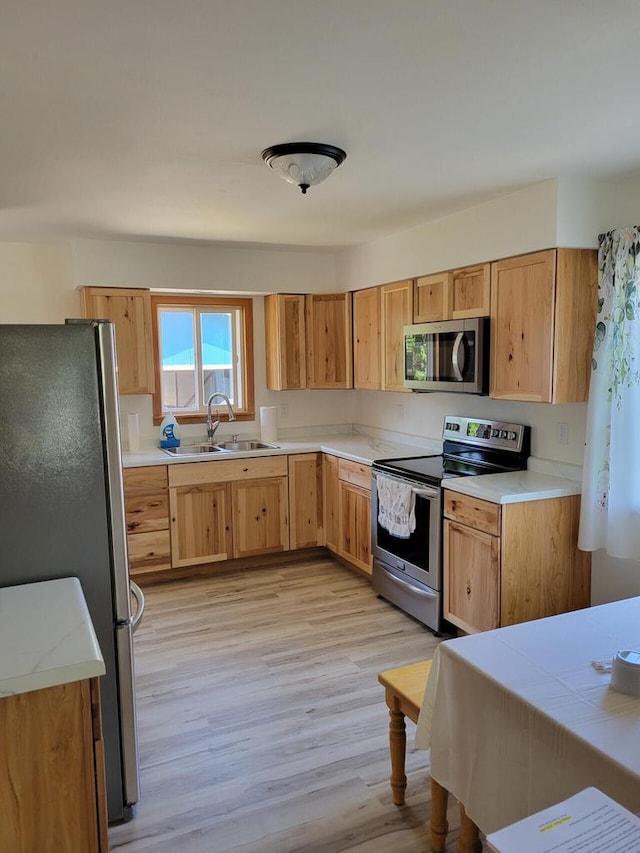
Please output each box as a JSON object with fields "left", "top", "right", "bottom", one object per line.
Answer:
{"left": 456, "top": 802, "right": 482, "bottom": 853}
{"left": 388, "top": 696, "right": 407, "bottom": 805}
{"left": 430, "top": 777, "right": 449, "bottom": 853}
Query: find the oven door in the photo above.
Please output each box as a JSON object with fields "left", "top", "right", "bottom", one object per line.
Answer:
{"left": 371, "top": 470, "right": 441, "bottom": 591}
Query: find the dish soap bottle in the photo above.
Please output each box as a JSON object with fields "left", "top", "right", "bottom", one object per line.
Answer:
{"left": 159, "top": 410, "right": 181, "bottom": 448}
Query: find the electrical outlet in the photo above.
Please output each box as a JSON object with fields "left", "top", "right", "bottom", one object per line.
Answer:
{"left": 557, "top": 422, "right": 569, "bottom": 444}
{"left": 279, "top": 403, "right": 289, "bottom": 418}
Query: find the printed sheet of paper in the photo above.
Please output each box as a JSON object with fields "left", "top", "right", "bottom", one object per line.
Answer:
{"left": 486, "top": 787, "right": 640, "bottom": 853}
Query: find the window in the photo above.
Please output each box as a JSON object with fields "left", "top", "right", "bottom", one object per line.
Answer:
{"left": 151, "top": 294, "right": 254, "bottom": 424}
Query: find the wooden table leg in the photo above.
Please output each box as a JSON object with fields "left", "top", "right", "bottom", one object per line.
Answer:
{"left": 430, "top": 777, "right": 449, "bottom": 853}
{"left": 387, "top": 696, "right": 407, "bottom": 806}
{"left": 456, "top": 802, "right": 482, "bottom": 853}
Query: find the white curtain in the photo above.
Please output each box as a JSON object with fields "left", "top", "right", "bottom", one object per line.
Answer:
{"left": 579, "top": 227, "right": 640, "bottom": 558}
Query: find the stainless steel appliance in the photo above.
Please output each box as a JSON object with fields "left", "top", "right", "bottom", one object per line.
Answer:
{"left": 403, "top": 317, "right": 489, "bottom": 394}
{"left": 0, "top": 321, "right": 141, "bottom": 823}
{"left": 372, "top": 415, "right": 530, "bottom": 633}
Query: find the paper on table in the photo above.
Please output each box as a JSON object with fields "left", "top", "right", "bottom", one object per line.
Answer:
{"left": 486, "top": 787, "right": 640, "bottom": 853}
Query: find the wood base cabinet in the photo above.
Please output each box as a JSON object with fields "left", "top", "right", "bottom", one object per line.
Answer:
{"left": 289, "top": 453, "right": 323, "bottom": 549}
{"left": 124, "top": 465, "right": 171, "bottom": 576}
{"left": 323, "top": 454, "right": 372, "bottom": 575}
{"left": 0, "top": 677, "right": 108, "bottom": 853}
{"left": 443, "top": 490, "right": 591, "bottom": 634}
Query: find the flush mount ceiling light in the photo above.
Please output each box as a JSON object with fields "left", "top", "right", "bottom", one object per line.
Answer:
{"left": 261, "top": 142, "right": 346, "bottom": 195}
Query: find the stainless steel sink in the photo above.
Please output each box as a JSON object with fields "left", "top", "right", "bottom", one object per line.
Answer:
{"left": 213, "top": 440, "right": 279, "bottom": 451}
{"left": 162, "top": 444, "right": 230, "bottom": 456}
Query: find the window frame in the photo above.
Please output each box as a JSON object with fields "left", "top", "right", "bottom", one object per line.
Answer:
{"left": 151, "top": 293, "right": 255, "bottom": 425}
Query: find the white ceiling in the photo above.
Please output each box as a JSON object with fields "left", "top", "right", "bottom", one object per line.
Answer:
{"left": 2, "top": 1, "right": 640, "bottom": 249}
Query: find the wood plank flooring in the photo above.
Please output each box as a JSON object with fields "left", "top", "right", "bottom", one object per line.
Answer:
{"left": 109, "top": 556, "right": 462, "bottom": 852}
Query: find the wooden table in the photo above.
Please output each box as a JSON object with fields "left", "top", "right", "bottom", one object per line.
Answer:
{"left": 415, "top": 597, "right": 640, "bottom": 841}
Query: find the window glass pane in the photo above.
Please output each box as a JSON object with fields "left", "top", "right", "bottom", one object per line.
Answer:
{"left": 159, "top": 310, "right": 198, "bottom": 410}
{"left": 201, "top": 312, "right": 234, "bottom": 403}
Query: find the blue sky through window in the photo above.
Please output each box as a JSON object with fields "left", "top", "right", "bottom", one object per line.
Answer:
{"left": 160, "top": 311, "right": 232, "bottom": 367}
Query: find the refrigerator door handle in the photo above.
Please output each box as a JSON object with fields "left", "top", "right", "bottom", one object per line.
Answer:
{"left": 115, "top": 622, "right": 140, "bottom": 806}
{"left": 96, "top": 321, "right": 132, "bottom": 623}
{"left": 130, "top": 581, "right": 145, "bottom": 634}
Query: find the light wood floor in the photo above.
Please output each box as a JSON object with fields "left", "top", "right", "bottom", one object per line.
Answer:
{"left": 109, "top": 556, "right": 461, "bottom": 852}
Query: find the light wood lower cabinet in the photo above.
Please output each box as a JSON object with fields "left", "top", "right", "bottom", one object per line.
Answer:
{"left": 123, "top": 465, "right": 172, "bottom": 576}
{"left": 443, "top": 490, "right": 591, "bottom": 634}
{"left": 168, "top": 456, "right": 289, "bottom": 567}
{"left": 0, "top": 677, "right": 108, "bottom": 853}
{"left": 323, "top": 454, "right": 372, "bottom": 575}
{"left": 288, "top": 453, "right": 323, "bottom": 549}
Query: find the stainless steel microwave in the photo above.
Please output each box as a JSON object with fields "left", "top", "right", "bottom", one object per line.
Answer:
{"left": 403, "top": 317, "right": 489, "bottom": 394}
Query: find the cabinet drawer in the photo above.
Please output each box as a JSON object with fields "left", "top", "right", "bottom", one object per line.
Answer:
{"left": 125, "top": 492, "right": 169, "bottom": 533}
{"left": 127, "top": 529, "right": 171, "bottom": 572}
{"left": 444, "top": 491, "right": 501, "bottom": 535}
{"left": 337, "top": 458, "right": 371, "bottom": 491}
{"left": 123, "top": 465, "right": 168, "bottom": 493}
{"left": 168, "top": 455, "right": 288, "bottom": 487}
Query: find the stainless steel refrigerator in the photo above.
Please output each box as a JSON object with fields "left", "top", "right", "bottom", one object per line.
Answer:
{"left": 0, "top": 320, "right": 140, "bottom": 823}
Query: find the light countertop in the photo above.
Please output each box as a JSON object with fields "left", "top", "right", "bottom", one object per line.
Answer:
{"left": 444, "top": 470, "right": 582, "bottom": 504}
{"left": 124, "top": 432, "right": 442, "bottom": 468}
{"left": 0, "top": 577, "right": 105, "bottom": 698}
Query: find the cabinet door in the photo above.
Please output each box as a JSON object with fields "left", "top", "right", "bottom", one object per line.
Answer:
{"left": 305, "top": 293, "right": 353, "bottom": 389}
{"left": 169, "top": 482, "right": 232, "bottom": 566}
{"left": 451, "top": 263, "right": 491, "bottom": 318}
{"left": 264, "top": 294, "right": 306, "bottom": 390}
{"left": 288, "top": 453, "right": 323, "bottom": 549}
{"left": 80, "top": 287, "right": 154, "bottom": 395}
{"left": 444, "top": 519, "right": 500, "bottom": 633}
{"left": 380, "top": 280, "right": 413, "bottom": 392}
{"left": 232, "top": 477, "right": 289, "bottom": 558}
{"left": 353, "top": 287, "right": 381, "bottom": 390}
{"left": 414, "top": 272, "right": 452, "bottom": 322}
{"left": 339, "top": 482, "right": 372, "bottom": 574}
{"left": 490, "top": 250, "right": 556, "bottom": 402}
{"left": 0, "top": 680, "right": 103, "bottom": 852}
{"left": 322, "top": 454, "right": 340, "bottom": 553}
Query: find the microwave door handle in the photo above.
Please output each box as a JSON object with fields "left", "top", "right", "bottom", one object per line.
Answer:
{"left": 452, "top": 331, "right": 465, "bottom": 381}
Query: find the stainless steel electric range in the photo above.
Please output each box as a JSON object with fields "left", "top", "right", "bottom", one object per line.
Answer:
{"left": 371, "top": 415, "right": 530, "bottom": 634}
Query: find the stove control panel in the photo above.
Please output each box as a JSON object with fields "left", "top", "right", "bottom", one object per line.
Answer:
{"left": 443, "top": 415, "right": 527, "bottom": 452}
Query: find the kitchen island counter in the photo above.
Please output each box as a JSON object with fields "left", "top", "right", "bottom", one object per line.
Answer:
{"left": 0, "top": 577, "right": 105, "bottom": 697}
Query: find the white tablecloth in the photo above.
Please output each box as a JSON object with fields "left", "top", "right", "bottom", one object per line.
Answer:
{"left": 415, "top": 598, "right": 640, "bottom": 834}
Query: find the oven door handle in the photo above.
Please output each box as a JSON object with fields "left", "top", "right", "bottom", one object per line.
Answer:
{"left": 373, "top": 472, "right": 439, "bottom": 500}
{"left": 411, "top": 486, "right": 439, "bottom": 499}
{"left": 384, "top": 570, "right": 438, "bottom": 599}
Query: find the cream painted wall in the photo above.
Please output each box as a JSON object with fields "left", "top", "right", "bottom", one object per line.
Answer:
{"left": 72, "top": 238, "right": 338, "bottom": 293}
{"left": 0, "top": 242, "right": 77, "bottom": 322}
{"left": 337, "top": 179, "right": 560, "bottom": 291}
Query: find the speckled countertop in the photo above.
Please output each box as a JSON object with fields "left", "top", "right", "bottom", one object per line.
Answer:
{"left": 444, "top": 470, "right": 582, "bottom": 504}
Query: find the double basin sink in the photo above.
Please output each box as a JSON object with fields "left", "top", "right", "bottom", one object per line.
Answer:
{"left": 162, "top": 440, "right": 279, "bottom": 457}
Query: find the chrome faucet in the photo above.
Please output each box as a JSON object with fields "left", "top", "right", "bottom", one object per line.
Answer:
{"left": 206, "top": 392, "right": 236, "bottom": 443}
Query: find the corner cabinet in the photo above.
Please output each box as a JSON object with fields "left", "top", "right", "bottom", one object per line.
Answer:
{"left": 490, "top": 249, "right": 597, "bottom": 402}
{"left": 443, "top": 490, "right": 591, "bottom": 634}
{"left": 305, "top": 293, "right": 353, "bottom": 389}
{"left": 0, "top": 677, "right": 108, "bottom": 853}
{"left": 288, "top": 453, "right": 323, "bottom": 549}
{"left": 80, "top": 286, "right": 155, "bottom": 395}
{"left": 323, "top": 454, "right": 372, "bottom": 575}
{"left": 380, "top": 280, "right": 413, "bottom": 392}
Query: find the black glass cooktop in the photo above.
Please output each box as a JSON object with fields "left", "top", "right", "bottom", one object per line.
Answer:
{"left": 372, "top": 451, "right": 524, "bottom": 486}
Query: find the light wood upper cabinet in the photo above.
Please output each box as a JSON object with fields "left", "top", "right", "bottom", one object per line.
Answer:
{"left": 305, "top": 293, "right": 353, "bottom": 389}
{"left": 490, "top": 249, "right": 597, "bottom": 402}
{"left": 80, "top": 286, "right": 155, "bottom": 395}
{"left": 288, "top": 453, "right": 323, "bottom": 549}
{"left": 0, "top": 678, "right": 108, "bottom": 853}
{"left": 352, "top": 287, "right": 381, "bottom": 390}
{"left": 443, "top": 490, "right": 591, "bottom": 634}
{"left": 413, "top": 271, "right": 453, "bottom": 322}
{"left": 380, "top": 280, "right": 413, "bottom": 392}
{"left": 264, "top": 294, "right": 306, "bottom": 390}
{"left": 414, "top": 264, "right": 490, "bottom": 322}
